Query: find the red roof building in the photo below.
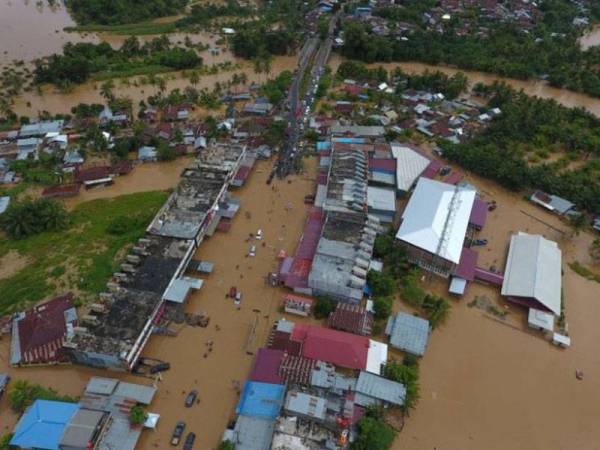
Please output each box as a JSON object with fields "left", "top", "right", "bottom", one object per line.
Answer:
{"left": 10, "top": 293, "right": 77, "bottom": 366}
{"left": 41, "top": 184, "right": 81, "bottom": 198}
{"left": 249, "top": 348, "right": 285, "bottom": 384}
{"left": 75, "top": 166, "right": 111, "bottom": 184}
{"left": 291, "top": 324, "right": 370, "bottom": 370}
{"left": 328, "top": 303, "right": 373, "bottom": 336}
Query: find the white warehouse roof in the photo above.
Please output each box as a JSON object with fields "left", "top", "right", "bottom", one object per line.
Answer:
{"left": 391, "top": 144, "right": 430, "bottom": 192}
{"left": 395, "top": 178, "right": 476, "bottom": 264}
{"left": 501, "top": 233, "right": 562, "bottom": 316}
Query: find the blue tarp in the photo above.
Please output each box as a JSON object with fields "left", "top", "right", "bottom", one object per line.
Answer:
{"left": 11, "top": 400, "right": 79, "bottom": 450}
{"left": 236, "top": 381, "right": 285, "bottom": 419}
{"left": 316, "top": 141, "right": 331, "bottom": 151}
{"left": 332, "top": 137, "right": 366, "bottom": 144}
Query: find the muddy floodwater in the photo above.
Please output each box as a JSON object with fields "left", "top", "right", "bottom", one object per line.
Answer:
{"left": 0, "top": 0, "right": 96, "bottom": 66}
{"left": 329, "top": 54, "right": 600, "bottom": 117}
{"left": 580, "top": 24, "right": 600, "bottom": 50}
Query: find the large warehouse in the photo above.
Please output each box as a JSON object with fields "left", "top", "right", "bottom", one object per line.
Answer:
{"left": 395, "top": 178, "right": 477, "bottom": 277}
{"left": 501, "top": 233, "right": 562, "bottom": 316}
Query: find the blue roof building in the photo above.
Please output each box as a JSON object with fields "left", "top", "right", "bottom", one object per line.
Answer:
{"left": 236, "top": 381, "right": 285, "bottom": 419}
{"left": 10, "top": 400, "right": 79, "bottom": 450}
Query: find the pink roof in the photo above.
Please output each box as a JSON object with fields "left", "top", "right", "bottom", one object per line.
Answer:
{"left": 445, "top": 171, "right": 463, "bottom": 185}
{"left": 421, "top": 160, "right": 443, "bottom": 179}
{"left": 249, "top": 348, "right": 284, "bottom": 384}
{"left": 474, "top": 267, "right": 504, "bottom": 285}
{"left": 469, "top": 197, "right": 488, "bottom": 229}
{"left": 453, "top": 247, "right": 478, "bottom": 281}
{"left": 291, "top": 324, "right": 369, "bottom": 370}
{"left": 75, "top": 166, "right": 111, "bottom": 183}
{"left": 368, "top": 158, "right": 396, "bottom": 173}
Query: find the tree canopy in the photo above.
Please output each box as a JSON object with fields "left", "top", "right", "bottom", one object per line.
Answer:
{"left": 66, "top": 0, "right": 188, "bottom": 25}
{"left": 1, "top": 198, "right": 69, "bottom": 240}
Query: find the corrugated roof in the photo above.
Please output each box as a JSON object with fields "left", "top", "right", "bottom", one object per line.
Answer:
{"left": 391, "top": 144, "right": 431, "bottom": 192}
{"left": 501, "top": 233, "right": 562, "bottom": 315}
{"left": 249, "top": 348, "right": 284, "bottom": 384}
{"left": 386, "top": 312, "right": 430, "bottom": 356}
{"left": 85, "top": 377, "right": 118, "bottom": 396}
{"left": 367, "top": 186, "right": 396, "bottom": 213}
{"left": 231, "top": 416, "right": 275, "bottom": 450}
{"left": 236, "top": 381, "right": 285, "bottom": 419}
{"left": 355, "top": 371, "right": 406, "bottom": 406}
{"left": 396, "top": 178, "right": 476, "bottom": 264}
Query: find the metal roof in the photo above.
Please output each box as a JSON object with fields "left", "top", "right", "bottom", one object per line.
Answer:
{"left": 113, "top": 381, "right": 156, "bottom": 404}
{"left": 163, "top": 277, "right": 203, "bottom": 303}
{"left": 85, "top": 377, "right": 118, "bottom": 396}
{"left": 355, "top": 371, "right": 406, "bottom": 406}
{"left": 395, "top": 178, "right": 476, "bottom": 264}
{"left": 385, "top": 312, "right": 430, "bottom": 356}
{"left": 391, "top": 144, "right": 430, "bottom": 192}
{"left": 367, "top": 186, "right": 396, "bottom": 213}
{"left": 284, "top": 391, "right": 327, "bottom": 420}
{"left": 231, "top": 416, "right": 275, "bottom": 450}
{"left": 330, "top": 125, "right": 385, "bottom": 137}
{"left": 236, "top": 381, "right": 285, "bottom": 419}
{"left": 59, "top": 409, "right": 106, "bottom": 448}
{"left": 527, "top": 308, "right": 554, "bottom": 332}
{"left": 501, "top": 233, "right": 562, "bottom": 316}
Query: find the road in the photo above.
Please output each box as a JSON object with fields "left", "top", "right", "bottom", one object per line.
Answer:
{"left": 273, "top": 11, "right": 338, "bottom": 179}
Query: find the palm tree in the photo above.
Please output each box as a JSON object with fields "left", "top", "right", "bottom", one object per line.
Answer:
{"left": 156, "top": 77, "right": 167, "bottom": 97}
{"left": 99, "top": 80, "right": 115, "bottom": 102}
{"left": 189, "top": 70, "right": 200, "bottom": 88}
{"left": 253, "top": 58, "right": 264, "bottom": 83}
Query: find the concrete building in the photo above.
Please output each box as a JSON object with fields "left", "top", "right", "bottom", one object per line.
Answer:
{"left": 395, "top": 178, "right": 477, "bottom": 277}
{"left": 501, "top": 233, "right": 562, "bottom": 316}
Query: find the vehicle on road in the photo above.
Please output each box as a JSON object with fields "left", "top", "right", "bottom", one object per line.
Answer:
{"left": 171, "top": 421, "right": 186, "bottom": 446}
{"left": 248, "top": 245, "right": 256, "bottom": 257}
{"left": 185, "top": 390, "right": 198, "bottom": 407}
{"left": 183, "top": 432, "right": 196, "bottom": 450}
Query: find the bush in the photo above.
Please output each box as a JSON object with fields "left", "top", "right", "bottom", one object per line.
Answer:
{"left": 373, "top": 296, "right": 393, "bottom": 321}
{"left": 217, "top": 441, "right": 236, "bottom": 450}
{"left": 129, "top": 405, "right": 148, "bottom": 425}
{"left": 313, "top": 295, "right": 336, "bottom": 319}
{"left": 422, "top": 294, "right": 450, "bottom": 328}
{"left": 367, "top": 270, "right": 395, "bottom": 297}
{"left": 106, "top": 213, "right": 150, "bottom": 235}
{"left": 1, "top": 198, "right": 69, "bottom": 240}
{"left": 383, "top": 360, "right": 420, "bottom": 411}
{"left": 400, "top": 270, "right": 426, "bottom": 307}
{"left": 9, "top": 380, "right": 77, "bottom": 413}
{"left": 351, "top": 416, "right": 396, "bottom": 450}
{"left": 0, "top": 433, "right": 12, "bottom": 450}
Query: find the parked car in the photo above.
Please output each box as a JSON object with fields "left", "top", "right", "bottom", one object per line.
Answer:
{"left": 472, "top": 239, "right": 488, "bottom": 246}
{"left": 171, "top": 421, "right": 186, "bottom": 446}
{"left": 248, "top": 245, "right": 256, "bottom": 257}
{"left": 183, "top": 432, "right": 196, "bottom": 450}
{"left": 149, "top": 362, "right": 171, "bottom": 374}
{"left": 256, "top": 229, "right": 263, "bottom": 240}
{"left": 185, "top": 390, "right": 198, "bottom": 407}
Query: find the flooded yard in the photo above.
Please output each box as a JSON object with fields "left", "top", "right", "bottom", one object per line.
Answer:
{"left": 580, "top": 24, "right": 600, "bottom": 50}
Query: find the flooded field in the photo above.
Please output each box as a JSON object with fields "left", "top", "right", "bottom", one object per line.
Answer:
{"left": 392, "top": 158, "right": 600, "bottom": 450}
{"left": 329, "top": 54, "right": 600, "bottom": 117}
{"left": 11, "top": 55, "right": 298, "bottom": 116}
{"left": 580, "top": 24, "right": 600, "bottom": 50}
{"left": 63, "top": 157, "right": 192, "bottom": 209}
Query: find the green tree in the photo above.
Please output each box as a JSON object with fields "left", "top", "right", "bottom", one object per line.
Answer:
{"left": 384, "top": 359, "right": 420, "bottom": 411}
{"left": 590, "top": 238, "right": 600, "bottom": 263}
{"left": 1, "top": 198, "right": 69, "bottom": 240}
{"left": 367, "top": 270, "right": 395, "bottom": 297}
{"left": 99, "top": 79, "right": 115, "bottom": 102}
{"left": 9, "top": 380, "right": 76, "bottom": 413}
{"left": 351, "top": 416, "right": 396, "bottom": 450}
{"left": 189, "top": 70, "right": 200, "bottom": 88}
{"left": 129, "top": 405, "right": 148, "bottom": 425}
{"left": 373, "top": 296, "right": 393, "bottom": 321}
{"left": 216, "top": 440, "right": 235, "bottom": 450}
{"left": 313, "top": 295, "right": 336, "bottom": 319}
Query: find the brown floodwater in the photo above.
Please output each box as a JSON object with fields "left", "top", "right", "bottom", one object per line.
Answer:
{"left": 329, "top": 54, "right": 600, "bottom": 117}
{"left": 580, "top": 24, "right": 600, "bottom": 50}
{"left": 0, "top": 0, "right": 97, "bottom": 67}
{"left": 11, "top": 55, "right": 298, "bottom": 116}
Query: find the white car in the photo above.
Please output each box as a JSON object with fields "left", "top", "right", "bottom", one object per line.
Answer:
{"left": 256, "top": 229, "right": 263, "bottom": 240}
{"left": 248, "top": 245, "right": 256, "bottom": 257}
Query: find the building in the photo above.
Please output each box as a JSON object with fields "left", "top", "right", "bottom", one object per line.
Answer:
{"left": 390, "top": 143, "right": 430, "bottom": 194}
{"left": 385, "top": 312, "right": 430, "bottom": 356}
{"left": 328, "top": 303, "right": 373, "bottom": 336}
{"left": 366, "top": 186, "right": 396, "bottom": 223}
{"left": 236, "top": 381, "right": 286, "bottom": 419}
{"left": 530, "top": 190, "right": 575, "bottom": 216}
{"left": 10, "top": 293, "right": 77, "bottom": 366}
{"left": 501, "top": 233, "right": 562, "bottom": 316}
{"left": 19, "top": 120, "right": 64, "bottom": 138}
{"left": 283, "top": 294, "right": 314, "bottom": 316}
{"left": 395, "top": 178, "right": 477, "bottom": 277}
{"left": 354, "top": 370, "right": 406, "bottom": 407}
{"left": 249, "top": 348, "right": 285, "bottom": 384}
{"left": 138, "top": 146, "right": 158, "bottom": 162}
{"left": 225, "top": 416, "right": 275, "bottom": 450}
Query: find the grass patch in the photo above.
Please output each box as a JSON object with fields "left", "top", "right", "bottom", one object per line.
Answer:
{"left": 569, "top": 261, "right": 600, "bottom": 284}
{"left": 92, "top": 65, "right": 175, "bottom": 81}
{"left": 0, "top": 191, "right": 168, "bottom": 314}
{"left": 65, "top": 21, "right": 177, "bottom": 35}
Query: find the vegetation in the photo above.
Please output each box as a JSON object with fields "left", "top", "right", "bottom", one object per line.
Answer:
{"left": 216, "top": 441, "right": 236, "bottom": 450}
{"left": 314, "top": 295, "right": 336, "bottom": 319}
{"left": 176, "top": 1, "right": 252, "bottom": 28}
{"left": 443, "top": 82, "right": 600, "bottom": 212}
{"left": 341, "top": 0, "right": 600, "bottom": 97}
{"left": 569, "top": 261, "right": 600, "bottom": 284}
{"left": 260, "top": 71, "right": 293, "bottom": 104}
{"left": 589, "top": 238, "right": 600, "bottom": 263}
{"left": 400, "top": 270, "right": 450, "bottom": 328}
{"left": 129, "top": 404, "right": 148, "bottom": 425}
{"left": 231, "top": 24, "right": 297, "bottom": 59}
{"left": 0, "top": 191, "right": 167, "bottom": 314}
{"left": 34, "top": 37, "right": 202, "bottom": 87}
{"left": 0, "top": 433, "right": 12, "bottom": 450}
{"left": 66, "top": 0, "right": 187, "bottom": 25}
{"left": 1, "top": 198, "right": 69, "bottom": 240}
{"left": 384, "top": 358, "right": 421, "bottom": 412}
{"left": 367, "top": 270, "right": 395, "bottom": 297}
{"left": 9, "top": 380, "right": 77, "bottom": 413}
{"left": 373, "top": 296, "right": 393, "bottom": 321}
{"left": 66, "top": 21, "right": 177, "bottom": 35}
{"left": 351, "top": 406, "right": 397, "bottom": 450}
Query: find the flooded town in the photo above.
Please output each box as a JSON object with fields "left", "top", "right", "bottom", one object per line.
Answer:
{"left": 0, "top": 1, "right": 600, "bottom": 450}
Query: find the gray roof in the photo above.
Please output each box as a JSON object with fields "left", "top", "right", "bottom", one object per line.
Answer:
{"left": 501, "top": 233, "right": 562, "bottom": 316}
{"left": 391, "top": 144, "right": 430, "bottom": 192}
{"left": 85, "top": 377, "right": 118, "bottom": 396}
{"left": 232, "top": 416, "right": 275, "bottom": 450}
{"left": 367, "top": 186, "right": 396, "bottom": 213}
{"left": 20, "top": 120, "right": 64, "bottom": 137}
{"left": 355, "top": 371, "right": 406, "bottom": 406}
{"left": 0, "top": 196, "right": 10, "bottom": 215}
{"left": 113, "top": 381, "right": 156, "bottom": 404}
{"left": 284, "top": 391, "right": 327, "bottom": 420}
{"left": 330, "top": 125, "right": 385, "bottom": 137}
{"left": 59, "top": 409, "right": 106, "bottom": 448}
{"left": 163, "top": 277, "right": 203, "bottom": 303}
{"left": 385, "top": 312, "right": 430, "bottom": 356}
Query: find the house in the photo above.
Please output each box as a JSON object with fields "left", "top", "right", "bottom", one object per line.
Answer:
{"left": 395, "top": 178, "right": 477, "bottom": 277}
{"left": 19, "top": 120, "right": 64, "bottom": 138}
{"left": 163, "top": 104, "right": 191, "bottom": 122}
{"left": 63, "top": 150, "right": 84, "bottom": 165}
{"left": 328, "top": 303, "right": 373, "bottom": 336}
{"left": 366, "top": 186, "right": 396, "bottom": 223}
{"left": 390, "top": 143, "right": 430, "bottom": 194}
{"left": 236, "top": 381, "right": 286, "bottom": 419}
{"left": 385, "top": 312, "right": 430, "bottom": 356}
{"left": 243, "top": 102, "right": 274, "bottom": 115}
{"left": 75, "top": 166, "right": 113, "bottom": 187}
{"left": 530, "top": 190, "right": 575, "bottom": 216}
{"left": 10, "top": 293, "right": 77, "bottom": 366}
{"left": 41, "top": 184, "right": 81, "bottom": 199}
{"left": 138, "top": 146, "right": 158, "bottom": 162}
{"left": 501, "top": 233, "right": 562, "bottom": 316}
{"left": 156, "top": 123, "right": 174, "bottom": 141}
{"left": 249, "top": 348, "right": 285, "bottom": 384}
{"left": 283, "top": 294, "right": 314, "bottom": 316}
{"left": 354, "top": 370, "right": 406, "bottom": 407}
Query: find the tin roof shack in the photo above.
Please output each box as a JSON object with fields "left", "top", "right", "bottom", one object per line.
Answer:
{"left": 67, "top": 236, "right": 193, "bottom": 370}
{"left": 19, "top": 120, "right": 64, "bottom": 138}
{"left": 147, "top": 143, "right": 246, "bottom": 243}
{"left": 79, "top": 377, "right": 157, "bottom": 450}
{"left": 529, "top": 190, "right": 576, "bottom": 216}
{"left": 227, "top": 416, "right": 276, "bottom": 450}
{"left": 385, "top": 312, "right": 430, "bottom": 356}
{"left": 395, "top": 178, "right": 476, "bottom": 278}
{"left": 366, "top": 186, "right": 396, "bottom": 224}
{"left": 354, "top": 370, "right": 406, "bottom": 408}
{"left": 163, "top": 104, "right": 191, "bottom": 121}
{"left": 10, "top": 293, "right": 77, "bottom": 366}
{"left": 501, "top": 233, "right": 562, "bottom": 316}
{"left": 328, "top": 303, "right": 373, "bottom": 336}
